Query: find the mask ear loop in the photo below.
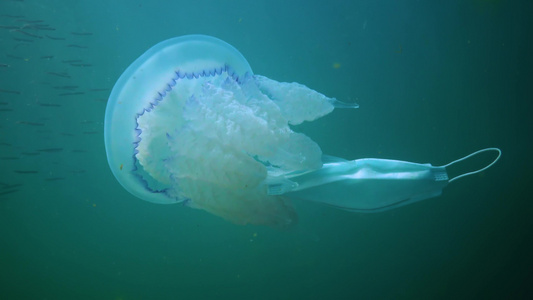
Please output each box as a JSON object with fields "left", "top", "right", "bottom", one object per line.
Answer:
{"left": 439, "top": 148, "right": 501, "bottom": 183}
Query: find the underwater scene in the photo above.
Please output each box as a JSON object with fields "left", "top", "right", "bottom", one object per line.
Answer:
{"left": 0, "top": 0, "right": 531, "bottom": 299}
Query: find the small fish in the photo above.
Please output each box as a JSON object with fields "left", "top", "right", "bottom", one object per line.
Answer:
{"left": 0, "top": 89, "right": 21, "bottom": 94}
{"left": 14, "top": 170, "right": 39, "bottom": 174}
{"left": 46, "top": 34, "right": 65, "bottom": 40}
{"left": 38, "top": 103, "right": 61, "bottom": 107}
{"left": 17, "top": 121, "right": 44, "bottom": 126}
{"left": 1, "top": 183, "right": 22, "bottom": 189}
{"left": 0, "top": 64, "right": 10, "bottom": 67}
{"left": 35, "top": 130, "right": 51, "bottom": 134}
{"left": 26, "top": 24, "right": 55, "bottom": 31}
{"left": 21, "top": 152, "right": 40, "bottom": 156}
{"left": 0, "top": 15, "right": 25, "bottom": 19}
{"left": 38, "top": 148, "right": 63, "bottom": 152}
{"left": 16, "top": 19, "right": 45, "bottom": 23}
{"left": 70, "top": 63, "right": 92, "bottom": 67}
{"left": 70, "top": 31, "right": 93, "bottom": 36}
{"left": 13, "top": 43, "right": 29, "bottom": 49}
{"left": 6, "top": 54, "right": 23, "bottom": 59}
{"left": 53, "top": 85, "right": 78, "bottom": 90}
{"left": 59, "top": 92, "right": 84, "bottom": 96}
{"left": 66, "top": 44, "right": 88, "bottom": 49}
{"left": 0, "top": 189, "right": 19, "bottom": 196}
{"left": 0, "top": 108, "right": 13, "bottom": 112}
{"left": 45, "top": 177, "right": 65, "bottom": 181}
{"left": 47, "top": 72, "right": 70, "bottom": 78}
{"left": 61, "top": 59, "right": 82, "bottom": 63}
{"left": 15, "top": 29, "right": 43, "bottom": 39}
{"left": 0, "top": 25, "right": 20, "bottom": 29}
{"left": 0, "top": 157, "right": 20, "bottom": 160}
{"left": 12, "top": 38, "right": 33, "bottom": 42}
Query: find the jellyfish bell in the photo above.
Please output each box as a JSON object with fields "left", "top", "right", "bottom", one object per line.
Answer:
{"left": 105, "top": 35, "right": 254, "bottom": 205}
{"left": 105, "top": 35, "right": 501, "bottom": 228}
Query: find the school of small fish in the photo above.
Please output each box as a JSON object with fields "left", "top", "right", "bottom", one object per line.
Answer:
{"left": 0, "top": 1, "right": 111, "bottom": 200}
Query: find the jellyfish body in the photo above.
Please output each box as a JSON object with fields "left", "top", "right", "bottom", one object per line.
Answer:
{"left": 105, "top": 35, "right": 352, "bottom": 228}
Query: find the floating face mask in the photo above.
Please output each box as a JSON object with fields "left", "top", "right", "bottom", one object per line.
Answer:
{"left": 104, "top": 35, "right": 501, "bottom": 228}
{"left": 267, "top": 148, "right": 501, "bottom": 212}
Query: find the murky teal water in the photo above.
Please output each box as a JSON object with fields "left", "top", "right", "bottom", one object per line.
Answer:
{"left": 0, "top": 0, "right": 531, "bottom": 299}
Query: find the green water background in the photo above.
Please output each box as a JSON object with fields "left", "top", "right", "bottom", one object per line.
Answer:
{"left": 0, "top": 0, "right": 531, "bottom": 299}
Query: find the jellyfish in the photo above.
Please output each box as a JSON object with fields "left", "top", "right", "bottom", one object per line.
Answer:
{"left": 104, "top": 35, "right": 500, "bottom": 228}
